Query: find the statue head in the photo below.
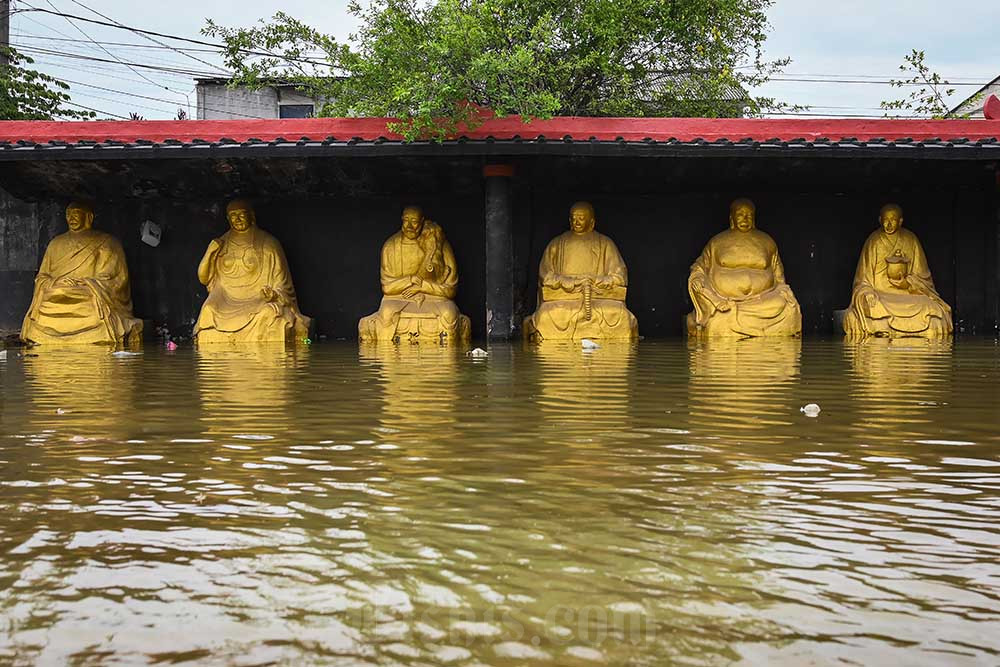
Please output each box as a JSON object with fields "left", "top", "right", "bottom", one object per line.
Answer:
{"left": 879, "top": 203, "right": 904, "bottom": 235}
{"left": 65, "top": 201, "right": 95, "bottom": 233}
{"left": 729, "top": 198, "right": 756, "bottom": 233}
{"left": 226, "top": 199, "right": 256, "bottom": 233}
{"left": 401, "top": 205, "right": 425, "bottom": 240}
{"left": 569, "top": 201, "right": 596, "bottom": 235}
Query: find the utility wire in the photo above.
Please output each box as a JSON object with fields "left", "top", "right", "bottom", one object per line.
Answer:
{"left": 34, "top": 0, "right": 181, "bottom": 93}
{"left": 56, "top": 76, "right": 272, "bottom": 120}
{"left": 66, "top": 0, "right": 228, "bottom": 75}
{"left": 67, "top": 89, "right": 178, "bottom": 116}
{"left": 766, "top": 77, "right": 985, "bottom": 87}
{"left": 18, "top": 6, "right": 336, "bottom": 69}
{"left": 13, "top": 33, "right": 330, "bottom": 59}
{"left": 29, "top": 55, "right": 198, "bottom": 86}
{"left": 60, "top": 100, "right": 130, "bottom": 119}
{"left": 14, "top": 44, "right": 223, "bottom": 77}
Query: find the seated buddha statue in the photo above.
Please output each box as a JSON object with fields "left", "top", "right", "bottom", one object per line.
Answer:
{"left": 687, "top": 198, "right": 801, "bottom": 338}
{"left": 358, "top": 206, "right": 471, "bottom": 343}
{"left": 523, "top": 201, "right": 638, "bottom": 341}
{"left": 21, "top": 201, "right": 142, "bottom": 346}
{"left": 194, "top": 199, "right": 311, "bottom": 345}
{"left": 843, "top": 203, "right": 952, "bottom": 338}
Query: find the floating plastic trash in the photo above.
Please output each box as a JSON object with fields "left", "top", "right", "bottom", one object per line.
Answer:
{"left": 800, "top": 403, "right": 821, "bottom": 417}
{"left": 166, "top": 341, "right": 178, "bottom": 351}
{"left": 581, "top": 339, "right": 600, "bottom": 350}
{"left": 111, "top": 350, "right": 141, "bottom": 357}
{"left": 468, "top": 347, "right": 488, "bottom": 358}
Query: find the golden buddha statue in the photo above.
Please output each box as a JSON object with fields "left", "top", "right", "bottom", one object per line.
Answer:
{"left": 20, "top": 202, "right": 142, "bottom": 346}
{"left": 358, "top": 206, "right": 471, "bottom": 343}
{"left": 194, "top": 199, "right": 311, "bottom": 345}
{"left": 687, "top": 198, "right": 801, "bottom": 338}
{"left": 843, "top": 204, "right": 952, "bottom": 338}
{"left": 523, "top": 201, "right": 638, "bottom": 341}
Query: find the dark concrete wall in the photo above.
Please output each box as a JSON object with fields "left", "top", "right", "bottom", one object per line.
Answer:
{"left": 0, "top": 187, "right": 63, "bottom": 331}
{"left": 1, "top": 155, "right": 997, "bottom": 338}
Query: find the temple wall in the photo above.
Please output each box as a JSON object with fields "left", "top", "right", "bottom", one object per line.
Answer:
{"left": 0, "top": 155, "right": 997, "bottom": 339}
{"left": 0, "top": 187, "right": 62, "bottom": 332}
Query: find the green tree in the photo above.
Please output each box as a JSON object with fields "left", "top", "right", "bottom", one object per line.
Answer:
{"left": 205, "top": 0, "right": 791, "bottom": 140}
{"left": 0, "top": 46, "right": 95, "bottom": 120}
{"left": 880, "top": 49, "right": 974, "bottom": 119}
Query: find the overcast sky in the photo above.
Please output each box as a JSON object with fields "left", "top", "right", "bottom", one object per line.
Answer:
{"left": 8, "top": 0, "right": 1000, "bottom": 120}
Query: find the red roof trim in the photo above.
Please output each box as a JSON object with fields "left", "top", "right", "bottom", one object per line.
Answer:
{"left": 2, "top": 116, "right": 1000, "bottom": 144}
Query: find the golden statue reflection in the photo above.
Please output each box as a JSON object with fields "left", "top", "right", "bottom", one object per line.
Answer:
{"left": 195, "top": 199, "right": 311, "bottom": 345}
{"left": 359, "top": 343, "right": 462, "bottom": 451}
{"left": 524, "top": 202, "right": 638, "bottom": 341}
{"left": 687, "top": 198, "right": 801, "bottom": 338}
{"left": 196, "top": 344, "right": 306, "bottom": 439}
{"left": 845, "top": 337, "right": 953, "bottom": 443}
{"left": 21, "top": 348, "right": 138, "bottom": 437}
{"left": 532, "top": 342, "right": 636, "bottom": 447}
{"left": 359, "top": 206, "right": 471, "bottom": 343}
{"left": 687, "top": 337, "right": 801, "bottom": 443}
{"left": 21, "top": 202, "right": 142, "bottom": 347}
{"left": 844, "top": 204, "right": 953, "bottom": 338}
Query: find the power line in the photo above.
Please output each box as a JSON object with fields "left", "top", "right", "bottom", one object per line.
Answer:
{"left": 60, "top": 99, "right": 130, "bottom": 119}
{"left": 13, "top": 33, "right": 329, "bottom": 59}
{"left": 767, "top": 76, "right": 985, "bottom": 87}
{"left": 18, "top": 5, "right": 336, "bottom": 69}
{"left": 14, "top": 44, "right": 222, "bottom": 77}
{"left": 29, "top": 55, "right": 197, "bottom": 86}
{"left": 56, "top": 75, "right": 271, "bottom": 120}
{"left": 65, "top": 0, "right": 228, "bottom": 75}
{"left": 35, "top": 0, "right": 178, "bottom": 92}
{"left": 67, "top": 89, "right": 178, "bottom": 115}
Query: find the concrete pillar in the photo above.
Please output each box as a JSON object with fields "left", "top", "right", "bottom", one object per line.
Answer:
{"left": 484, "top": 164, "right": 515, "bottom": 341}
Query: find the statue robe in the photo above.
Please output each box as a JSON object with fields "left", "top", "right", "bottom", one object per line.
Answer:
{"left": 843, "top": 228, "right": 952, "bottom": 337}
{"left": 358, "top": 231, "right": 469, "bottom": 342}
{"left": 194, "top": 226, "right": 311, "bottom": 344}
{"left": 687, "top": 229, "right": 801, "bottom": 337}
{"left": 524, "top": 230, "right": 637, "bottom": 340}
{"left": 21, "top": 229, "right": 142, "bottom": 346}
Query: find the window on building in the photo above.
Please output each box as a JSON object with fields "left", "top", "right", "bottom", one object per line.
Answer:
{"left": 279, "top": 105, "right": 314, "bottom": 119}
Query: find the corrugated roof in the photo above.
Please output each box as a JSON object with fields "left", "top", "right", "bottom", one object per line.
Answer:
{"left": 1, "top": 117, "right": 1000, "bottom": 160}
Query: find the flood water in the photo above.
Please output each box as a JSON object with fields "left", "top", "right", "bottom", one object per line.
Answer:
{"left": 1, "top": 339, "right": 999, "bottom": 666}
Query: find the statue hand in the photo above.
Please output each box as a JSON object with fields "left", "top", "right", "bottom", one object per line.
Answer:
{"left": 261, "top": 286, "right": 277, "bottom": 302}
{"left": 595, "top": 276, "right": 614, "bottom": 290}
{"left": 717, "top": 299, "right": 733, "bottom": 313}
{"left": 865, "top": 292, "right": 878, "bottom": 309}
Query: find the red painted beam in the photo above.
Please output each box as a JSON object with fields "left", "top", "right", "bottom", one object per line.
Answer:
{"left": 1, "top": 116, "right": 1000, "bottom": 144}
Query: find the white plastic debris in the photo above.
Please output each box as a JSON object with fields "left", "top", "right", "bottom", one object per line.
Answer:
{"left": 800, "top": 403, "right": 821, "bottom": 418}
{"left": 0, "top": 350, "right": 6, "bottom": 361}
{"left": 468, "top": 347, "right": 488, "bottom": 358}
{"left": 111, "top": 350, "right": 141, "bottom": 357}
{"left": 581, "top": 338, "right": 600, "bottom": 350}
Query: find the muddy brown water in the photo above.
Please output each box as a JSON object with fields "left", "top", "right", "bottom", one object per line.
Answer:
{"left": 1, "top": 339, "right": 999, "bottom": 665}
